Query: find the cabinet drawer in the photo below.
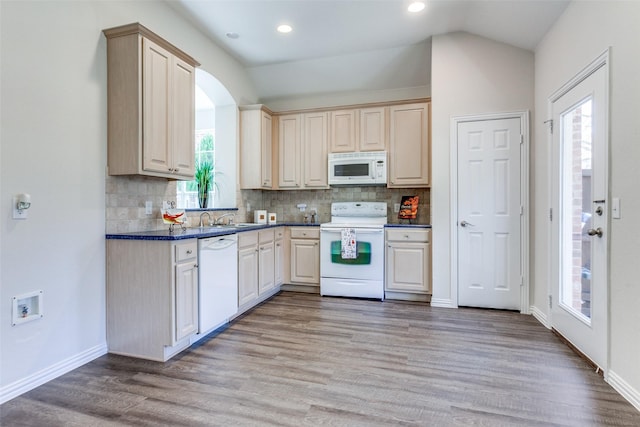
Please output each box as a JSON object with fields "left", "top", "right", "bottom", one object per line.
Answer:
{"left": 290, "top": 227, "right": 320, "bottom": 239}
{"left": 386, "top": 229, "right": 430, "bottom": 243}
{"left": 238, "top": 230, "right": 259, "bottom": 248}
{"left": 259, "top": 228, "right": 275, "bottom": 244}
{"left": 175, "top": 240, "right": 197, "bottom": 262}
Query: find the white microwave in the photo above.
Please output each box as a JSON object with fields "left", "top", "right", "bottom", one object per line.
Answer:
{"left": 328, "top": 151, "right": 387, "bottom": 186}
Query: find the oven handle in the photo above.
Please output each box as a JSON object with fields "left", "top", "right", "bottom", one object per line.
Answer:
{"left": 320, "top": 228, "right": 383, "bottom": 234}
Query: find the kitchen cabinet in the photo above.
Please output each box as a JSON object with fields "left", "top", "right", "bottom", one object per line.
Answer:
{"left": 388, "top": 102, "right": 430, "bottom": 187}
{"left": 237, "top": 228, "right": 283, "bottom": 315}
{"left": 106, "top": 238, "right": 199, "bottom": 361}
{"left": 278, "top": 113, "right": 329, "bottom": 189}
{"left": 329, "top": 107, "right": 387, "bottom": 153}
{"left": 258, "top": 229, "right": 275, "bottom": 295}
{"left": 385, "top": 228, "right": 431, "bottom": 301}
{"left": 303, "top": 112, "right": 329, "bottom": 188}
{"left": 238, "top": 231, "right": 259, "bottom": 307}
{"left": 359, "top": 106, "right": 387, "bottom": 151}
{"left": 329, "top": 109, "right": 358, "bottom": 152}
{"left": 240, "top": 105, "right": 273, "bottom": 189}
{"left": 290, "top": 227, "right": 320, "bottom": 285}
{"left": 103, "top": 23, "right": 199, "bottom": 180}
{"left": 278, "top": 114, "right": 303, "bottom": 188}
{"left": 274, "top": 228, "right": 285, "bottom": 286}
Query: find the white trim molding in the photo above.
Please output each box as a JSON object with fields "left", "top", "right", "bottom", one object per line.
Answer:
{"left": 0, "top": 343, "right": 107, "bottom": 404}
{"left": 608, "top": 370, "right": 640, "bottom": 412}
{"left": 450, "top": 111, "right": 530, "bottom": 313}
{"left": 530, "top": 305, "right": 550, "bottom": 329}
{"left": 430, "top": 298, "right": 457, "bottom": 309}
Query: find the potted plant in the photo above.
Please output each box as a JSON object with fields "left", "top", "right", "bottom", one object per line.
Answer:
{"left": 195, "top": 160, "right": 213, "bottom": 208}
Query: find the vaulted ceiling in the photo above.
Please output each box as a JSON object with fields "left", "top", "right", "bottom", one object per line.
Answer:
{"left": 169, "top": 0, "right": 570, "bottom": 103}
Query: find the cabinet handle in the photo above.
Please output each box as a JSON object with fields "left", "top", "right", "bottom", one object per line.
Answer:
{"left": 404, "top": 235, "right": 409, "bottom": 239}
{"left": 186, "top": 249, "right": 192, "bottom": 254}
{"left": 174, "top": 168, "right": 180, "bottom": 173}
{"left": 194, "top": 264, "right": 198, "bottom": 268}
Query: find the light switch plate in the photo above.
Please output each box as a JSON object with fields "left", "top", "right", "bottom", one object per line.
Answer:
{"left": 145, "top": 201, "right": 153, "bottom": 215}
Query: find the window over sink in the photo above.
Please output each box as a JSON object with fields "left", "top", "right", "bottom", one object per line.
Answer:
{"left": 176, "top": 69, "right": 237, "bottom": 209}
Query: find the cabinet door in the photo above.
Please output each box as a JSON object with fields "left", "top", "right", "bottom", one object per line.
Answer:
{"left": 261, "top": 111, "right": 273, "bottom": 188}
{"left": 142, "top": 38, "right": 172, "bottom": 174}
{"left": 238, "top": 245, "right": 258, "bottom": 306}
{"left": 171, "top": 57, "right": 196, "bottom": 178}
{"left": 278, "top": 114, "right": 302, "bottom": 188}
{"left": 359, "top": 107, "right": 387, "bottom": 151}
{"left": 290, "top": 239, "right": 320, "bottom": 284}
{"left": 258, "top": 242, "right": 275, "bottom": 295}
{"left": 175, "top": 262, "right": 198, "bottom": 341}
{"left": 388, "top": 103, "right": 430, "bottom": 187}
{"left": 386, "top": 241, "right": 430, "bottom": 293}
{"left": 303, "top": 112, "right": 329, "bottom": 188}
{"left": 329, "top": 110, "right": 357, "bottom": 153}
{"left": 274, "top": 238, "right": 284, "bottom": 286}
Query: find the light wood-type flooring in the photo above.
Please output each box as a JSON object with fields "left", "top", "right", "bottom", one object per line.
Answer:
{"left": 2, "top": 292, "right": 639, "bottom": 426}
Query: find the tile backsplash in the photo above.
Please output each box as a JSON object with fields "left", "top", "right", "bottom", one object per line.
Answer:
{"left": 106, "top": 174, "right": 430, "bottom": 233}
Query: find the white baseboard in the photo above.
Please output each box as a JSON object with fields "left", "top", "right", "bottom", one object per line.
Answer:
{"left": 607, "top": 369, "right": 640, "bottom": 412}
{"left": 530, "top": 305, "right": 550, "bottom": 329}
{"left": 430, "top": 298, "right": 457, "bottom": 308}
{"left": 0, "top": 342, "right": 107, "bottom": 404}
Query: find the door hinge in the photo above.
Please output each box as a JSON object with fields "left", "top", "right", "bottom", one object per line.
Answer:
{"left": 520, "top": 276, "right": 524, "bottom": 287}
{"left": 549, "top": 295, "right": 553, "bottom": 309}
{"left": 520, "top": 134, "right": 524, "bottom": 145}
{"left": 544, "top": 119, "right": 554, "bottom": 134}
{"left": 520, "top": 205, "right": 524, "bottom": 216}
{"left": 549, "top": 208, "right": 553, "bottom": 221}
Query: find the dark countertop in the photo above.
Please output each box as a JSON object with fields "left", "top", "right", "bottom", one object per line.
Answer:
{"left": 106, "top": 222, "right": 431, "bottom": 241}
{"left": 106, "top": 223, "right": 318, "bottom": 241}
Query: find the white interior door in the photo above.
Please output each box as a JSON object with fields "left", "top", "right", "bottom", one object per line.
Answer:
{"left": 550, "top": 55, "right": 608, "bottom": 370}
{"left": 457, "top": 117, "right": 523, "bottom": 310}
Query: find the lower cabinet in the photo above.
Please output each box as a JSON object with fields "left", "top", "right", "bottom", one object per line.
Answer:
{"left": 106, "top": 239, "right": 199, "bottom": 361}
{"left": 237, "top": 228, "right": 282, "bottom": 315}
{"left": 238, "top": 231, "right": 259, "bottom": 307}
{"left": 289, "top": 227, "right": 320, "bottom": 286}
{"left": 385, "top": 228, "right": 431, "bottom": 301}
{"left": 274, "top": 227, "right": 285, "bottom": 286}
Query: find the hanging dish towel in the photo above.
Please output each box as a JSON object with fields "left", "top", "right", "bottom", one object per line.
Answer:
{"left": 341, "top": 228, "right": 357, "bottom": 259}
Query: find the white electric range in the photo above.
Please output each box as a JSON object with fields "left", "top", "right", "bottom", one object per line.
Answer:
{"left": 319, "top": 202, "right": 387, "bottom": 300}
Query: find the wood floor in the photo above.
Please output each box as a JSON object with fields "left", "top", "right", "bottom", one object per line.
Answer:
{"left": 2, "top": 291, "right": 639, "bottom": 426}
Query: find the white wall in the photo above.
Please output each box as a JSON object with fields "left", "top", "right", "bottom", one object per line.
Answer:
{"left": 430, "top": 32, "right": 534, "bottom": 306}
{"left": 0, "top": 0, "right": 255, "bottom": 402}
{"left": 534, "top": 0, "right": 640, "bottom": 405}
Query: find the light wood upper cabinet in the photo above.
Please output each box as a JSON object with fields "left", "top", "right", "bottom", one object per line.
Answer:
{"left": 278, "top": 114, "right": 303, "bottom": 188}
{"left": 240, "top": 105, "right": 273, "bottom": 189}
{"left": 359, "top": 106, "right": 387, "bottom": 151}
{"left": 329, "top": 110, "right": 358, "bottom": 152}
{"left": 388, "top": 102, "right": 430, "bottom": 187}
{"left": 303, "top": 112, "right": 329, "bottom": 188}
{"left": 104, "top": 23, "right": 198, "bottom": 180}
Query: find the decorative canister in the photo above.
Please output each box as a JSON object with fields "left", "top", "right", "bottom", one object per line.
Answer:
{"left": 254, "top": 210, "right": 267, "bottom": 224}
{"left": 268, "top": 212, "right": 277, "bottom": 224}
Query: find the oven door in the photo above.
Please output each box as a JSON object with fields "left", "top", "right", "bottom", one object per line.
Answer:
{"left": 320, "top": 226, "right": 384, "bottom": 280}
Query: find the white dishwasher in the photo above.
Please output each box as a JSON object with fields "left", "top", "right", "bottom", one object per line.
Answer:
{"left": 198, "top": 234, "right": 238, "bottom": 335}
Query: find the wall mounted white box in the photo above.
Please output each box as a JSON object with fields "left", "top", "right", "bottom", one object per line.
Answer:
{"left": 12, "top": 290, "right": 43, "bottom": 326}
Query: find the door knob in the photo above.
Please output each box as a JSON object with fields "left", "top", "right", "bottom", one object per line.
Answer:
{"left": 460, "top": 220, "right": 474, "bottom": 227}
{"left": 587, "top": 227, "right": 603, "bottom": 238}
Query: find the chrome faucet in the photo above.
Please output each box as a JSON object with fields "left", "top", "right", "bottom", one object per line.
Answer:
{"left": 199, "top": 211, "right": 213, "bottom": 227}
{"left": 215, "top": 213, "right": 235, "bottom": 225}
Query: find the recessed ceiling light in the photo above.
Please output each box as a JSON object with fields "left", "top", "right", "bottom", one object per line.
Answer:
{"left": 226, "top": 32, "right": 239, "bottom": 39}
{"left": 277, "top": 24, "right": 292, "bottom": 34}
{"left": 408, "top": 1, "right": 425, "bottom": 13}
